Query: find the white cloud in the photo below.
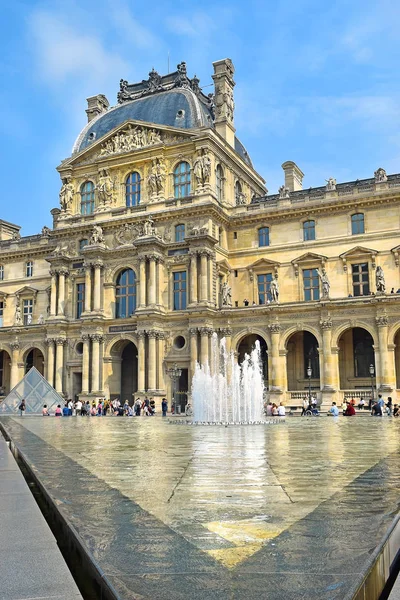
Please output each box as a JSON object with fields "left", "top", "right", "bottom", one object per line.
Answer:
{"left": 107, "top": 0, "right": 162, "bottom": 50}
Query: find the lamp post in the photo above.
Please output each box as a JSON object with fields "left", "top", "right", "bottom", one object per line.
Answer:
{"left": 307, "top": 361, "right": 312, "bottom": 406}
{"left": 167, "top": 363, "right": 182, "bottom": 415}
{"left": 369, "top": 363, "right": 375, "bottom": 410}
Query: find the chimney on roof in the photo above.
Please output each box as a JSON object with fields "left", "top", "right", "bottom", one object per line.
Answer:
{"left": 281, "top": 161, "right": 304, "bottom": 192}
{"left": 86, "top": 94, "right": 109, "bottom": 123}
{"left": 212, "top": 59, "right": 236, "bottom": 148}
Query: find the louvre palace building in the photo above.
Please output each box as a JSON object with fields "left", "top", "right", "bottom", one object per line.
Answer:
{"left": 0, "top": 58, "right": 400, "bottom": 410}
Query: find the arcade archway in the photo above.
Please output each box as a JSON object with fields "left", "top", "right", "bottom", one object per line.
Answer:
{"left": 24, "top": 348, "right": 44, "bottom": 376}
{"left": 237, "top": 334, "right": 268, "bottom": 384}
{"left": 109, "top": 340, "right": 138, "bottom": 403}
{"left": 286, "top": 331, "right": 320, "bottom": 392}
{"left": 0, "top": 350, "right": 11, "bottom": 395}
{"left": 338, "top": 327, "right": 375, "bottom": 390}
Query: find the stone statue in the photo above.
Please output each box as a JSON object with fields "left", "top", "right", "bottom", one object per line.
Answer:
{"left": 59, "top": 177, "right": 74, "bottom": 211}
{"left": 278, "top": 185, "right": 290, "bottom": 199}
{"left": 143, "top": 217, "right": 156, "bottom": 237}
{"left": 27, "top": 314, "right": 32, "bottom": 325}
{"left": 317, "top": 268, "right": 330, "bottom": 298}
{"left": 221, "top": 282, "right": 232, "bottom": 307}
{"left": 193, "top": 149, "right": 211, "bottom": 187}
{"left": 376, "top": 266, "right": 386, "bottom": 293}
{"left": 97, "top": 168, "right": 114, "bottom": 207}
{"left": 41, "top": 226, "right": 50, "bottom": 237}
{"left": 325, "top": 177, "right": 336, "bottom": 191}
{"left": 147, "top": 158, "right": 166, "bottom": 197}
{"left": 99, "top": 125, "right": 163, "bottom": 157}
{"left": 90, "top": 224, "right": 104, "bottom": 245}
{"left": 11, "top": 231, "right": 21, "bottom": 241}
{"left": 374, "top": 167, "right": 387, "bottom": 183}
{"left": 38, "top": 314, "right": 45, "bottom": 325}
{"left": 270, "top": 277, "right": 279, "bottom": 302}
{"left": 15, "top": 304, "right": 22, "bottom": 326}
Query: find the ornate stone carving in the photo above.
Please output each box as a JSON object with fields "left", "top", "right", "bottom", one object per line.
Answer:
{"left": 98, "top": 124, "right": 163, "bottom": 158}
{"left": 376, "top": 315, "right": 389, "bottom": 327}
{"left": 200, "top": 327, "right": 213, "bottom": 337}
{"left": 278, "top": 185, "right": 290, "bottom": 199}
{"left": 45, "top": 338, "right": 54, "bottom": 346}
{"left": 14, "top": 304, "right": 22, "bottom": 326}
{"left": 141, "top": 217, "right": 158, "bottom": 238}
{"left": 320, "top": 318, "right": 332, "bottom": 330}
{"left": 317, "top": 268, "right": 330, "bottom": 298}
{"left": 55, "top": 338, "right": 66, "bottom": 346}
{"left": 89, "top": 224, "right": 104, "bottom": 245}
{"left": 375, "top": 266, "right": 385, "bottom": 293}
{"left": 41, "top": 226, "right": 51, "bottom": 237}
{"left": 96, "top": 168, "right": 115, "bottom": 209}
{"left": 325, "top": 177, "right": 337, "bottom": 191}
{"left": 10, "top": 339, "right": 20, "bottom": 351}
{"left": 147, "top": 330, "right": 158, "bottom": 338}
{"left": 270, "top": 277, "right": 279, "bottom": 303}
{"left": 193, "top": 149, "right": 211, "bottom": 187}
{"left": 188, "top": 222, "right": 209, "bottom": 236}
{"left": 221, "top": 281, "right": 232, "bottom": 307}
{"left": 11, "top": 231, "right": 21, "bottom": 241}
{"left": 90, "top": 334, "right": 104, "bottom": 343}
{"left": 147, "top": 158, "right": 166, "bottom": 198}
{"left": 189, "top": 327, "right": 199, "bottom": 336}
{"left": 268, "top": 323, "right": 281, "bottom": 333}
{"left": 163, "top": 225, "right": 172, "bottom": 242}
{"left": 374, "top": 167, "right": 387, "bottom": 183}
{"left": 59, "top": 177, "right": 74, "bottom": 212}
{"left": 219, "top": 327, "right": 232, "bottom": 337}
{"left": 114, "top": 223, "right": 143, "bottom": 246}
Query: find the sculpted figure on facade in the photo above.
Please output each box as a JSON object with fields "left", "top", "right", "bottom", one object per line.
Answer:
{"left": 142, "top": 217, "right": 157, "bottom": 238}
{"left": 278, "top": 185, "right": 290, "bottom": 199}
{"left": 59, "top": 177, "right": 74, "bottom": 212}
{"left": 41, "top": 226, "right": 50, "bottom": 237}
{"left": 114, "top": 223, "right": 142, "bottom": 246}
{"left": 90, "top": 224, "right": 104, "bottom": 245}
{"left": 270, "top": 277, "right": 279, "bottom": 302}
{"left": 14, "top": 303, "right": 22, "bottom": 326}
{"left": 325, "top": 177, "right": 337, "bottom": 191}
{"left": 99, "top": 125, "right": 163, "bottom": 158}
{"left": 221, "top": 281, "right": 232, "bottom": 307}
{"left": 193, "top": 149, "right": 211, "bottom": 187}
{"left": 147, "top": 158, "right": 166, "bottom": 197}
{"left": 317, "top": 268, "right": 330, "bottom": 298}
{"left": 96, "top": 168, "right": 114, "bottom": 207}
{"left": 376, "top": 266, "right": 386, "bottom": 293}
{"left": 374, "top": 167, "right": 387, "bottom": 183}
{"left": 38, "top": 314, "right": 45, "bottom": 325}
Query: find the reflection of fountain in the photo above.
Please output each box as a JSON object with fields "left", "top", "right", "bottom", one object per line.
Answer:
{"left": 192, "top": 333, "right": 264, "bottom": 423}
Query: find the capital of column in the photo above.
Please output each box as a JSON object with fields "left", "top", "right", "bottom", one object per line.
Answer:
{"left": 83, "top": 262, "right": 92, "bottom": 271}
{"left": 376, "top": 316, "right": 389, "bottom": 327}
{"left": 147, "top": 330, "right": 158, "bottom": 338}
{"left": 56, "top": 267, "right": 69, "bottom": 277}
{"left": 189, "top": 327, "right": 199, "bottom": 336}
{"left": 137, "top": 330, "right": 146, "bottom": 339}
{"left": 45, "top": 338, "right": 55, "bottom": 346}
{"left": 320, "top": 318, "right": 333, "bottom": 330}
{"left": 268, "top": 323, "right": 282, "bottom": 334}
{"left": 90, "top": 333, "right": 104, "bottom": 343}
{"left": 81, "top": 333, "right": 90, "bottom": 342}
{"left": 199, "top": 249, "right": 213, "bottom": 258}
{"left": 10, "top": 340, "right": 20, "bottom": 351}
{"left": 219, "top": 327, "right": 232, "bottom": 337}
{"left": 91, "top": 260, "right": 104, "bottom": 270}
{"left": 155, "top": 331, "right": 165, "bottom": 340}
{"left": 200, "top": 327, "right": 213, "bottom": 337}
{"left": 49, "top": 269, "right": 57, "bottom": 277}
{"left": 55, "top": 337, "right": 67, "bottom": 346}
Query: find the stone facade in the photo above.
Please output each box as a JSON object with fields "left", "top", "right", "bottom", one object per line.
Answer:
{"left": 1, "top": 59, "right": 400, "bottom": 409}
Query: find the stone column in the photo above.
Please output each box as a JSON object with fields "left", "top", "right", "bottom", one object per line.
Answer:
{"left": 320, "top": 319, "right": 337, "bottom": 392}
{"left": 157, "top": 333, "right": 165, "bottom": 390}
{"left": 91, "top": 334, "right": 102, "bottom": 393}
{"left": 157, "top": 260, "right": 164, "bottom": 306}
{"left": 55, "top": 338, "right": 65, "bottom": 393}
{"left": 46, "top": 339, "right": 55, "bottom": 387}
{"left": 81, "top": 334, "right": 90, "bottom": 394}
{"left": 199, "top": 251, "right": 208, "bottom": 303}
{"left": 84, "top": 263, "right": 92, "bottom": 313}
{"left": 190, "top": 252, "right": 198, "bottom": 304}
{"left": 376, "top": 316, "right": 394, "bottom": 391}
{"left": 10, "top": 341, "right": 20, "bottom": 389}
{"left": 50, "top": 271, "right": 57, "bottom": 317}
{"left": 220, "top": 327, "right": 232, "bottom": 355}
{"left": 137, "top": 331, "right": 146, "bottom": 391}
{"left": 57, "top": 268, "right": 67, "bottom": 316}
{"left": 268, "top": 324, "right": 282, "bottom": 391}
{"left": 139, "top": 258, "right": 146, "bottom": 307}
{"left": 93, "top": 261, "right": 102, "bottom": 312}
{"left": 208, "top": 254, "right": 214, "bottom": 304}
{"left": 148, "top": 256, "right": 157, "bottom": 306}
{"left": 147, "top": 331, "right": 157, "bottom": 390}
{"left": 200, "top": 327, "right": 211, "bottom": 367}
{"left": 190, "top": 328, "right": 198, "bottom": 380}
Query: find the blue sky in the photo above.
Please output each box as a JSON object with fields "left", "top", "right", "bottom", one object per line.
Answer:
{"left": 1, "top": 0, "right": 400, "bottom": 235}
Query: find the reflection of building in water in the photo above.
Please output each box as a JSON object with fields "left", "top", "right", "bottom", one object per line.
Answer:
{"left": 1, "top": 59, "right": 400, "bottom": 409}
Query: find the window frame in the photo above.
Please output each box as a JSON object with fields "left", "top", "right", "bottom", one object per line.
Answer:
{"left": 76, "top": 282, "right": 85, "bottom": 319}
{"left": 125, "top": 171, "right": 141, "bottom": 206}
{"left": 303, "top": 268, "right": 320, "bottom": 301}
{"left": 173, "top": 162, "right": 191, "bottom": 199}
{"left": 175, "top": 224, "right": 185, "bottom": 243}
{"left": 0, "top": 265, "right": 3, "bottom": 281}
{"left": 258, "top": 227, "right": 270, "bottom": 247}
{"left": 23, "top": 298, "right": 33, "bottom": 325}
{"left": 351, "top": 213, "right": 365, "bottom": 235}
{"left": 0, "top": 301, "right": 3, "bottom": 327}
{"left": 303, "top": 220, "right": 316, "bottom": 241}
{"left": 79, "top": 239, "right": 89, "bottom": 251}
{"left": 257, "top": 273, "right": 273, "bottom": 304}
{"left": 26, "top": 261, "right": 33, "bottom": 277}
{"left": 80, "top": 181, "right": 95, "bottom": 215}
{"left": 115, "top": 268, "right": 137, "bottom": 318}
{"left": 173, "top": 271, "right": 187, "bottom": 310}
{"left": 352, "top": 262, "right": 370, "bottom": 296}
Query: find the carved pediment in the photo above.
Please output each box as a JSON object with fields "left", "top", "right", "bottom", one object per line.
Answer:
{"left": 62, "top": 120, "right": 197, "bottom": 168}
{"left": 339, "top": 246, "right": 377, "bottom": 259}
{"left": 0, "top": 292, "right": 8, "bottom": 307}
{"left": 291, "top": 252, "right": 327, "bottom": 265}
{"left": 216, "top": 259, "right": 232, "bottom": 274}
{"left": 248, "top": 258, "right": 281, "bottom": 270}
{"left": 15, "top": 286, "right": 39, "bottom": 301}
{"left": 391, "top": 245, "right": 400, "bottom": 266}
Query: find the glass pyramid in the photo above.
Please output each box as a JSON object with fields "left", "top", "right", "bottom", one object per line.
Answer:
{"left": 0, "top": 367, "right": 64, "bottom": 414}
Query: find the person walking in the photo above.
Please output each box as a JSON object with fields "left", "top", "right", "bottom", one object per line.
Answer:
{"left": 301, "top": 398, "right": 308, "bottom": 416}
{"left": 75, "top": 399, "right": 82, "bottom": 416}
{"left": 18, "top": 399, "right": 26, "bottom": 416}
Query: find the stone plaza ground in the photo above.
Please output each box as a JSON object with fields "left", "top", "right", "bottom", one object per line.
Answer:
{"left": 1, "top": 415, "right": 400, "bottom": 599}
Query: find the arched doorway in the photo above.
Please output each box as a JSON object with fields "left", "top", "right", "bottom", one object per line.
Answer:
{"left": 286, "top": 331, "right": 320, "bottom": 392}
{"left": 237, "top": 334, "right": 268, "bottom": 384}
{"left": 25, "top": 348, "right": 44, "bottom": 375}
{"left": 0, "top": 350, "right": 11, "bottom": 395}
{"left": 338, "top": 327, "right": 375, "bottom": 391}
{"left": 109, "top": 340, "right": 138, "bottom": 404}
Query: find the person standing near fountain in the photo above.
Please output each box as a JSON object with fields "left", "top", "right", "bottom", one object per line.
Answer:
{"left": 161, "top": 398, "right": 168, "bottom": 417}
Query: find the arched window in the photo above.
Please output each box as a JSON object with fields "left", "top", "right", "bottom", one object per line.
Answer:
{"left": 235, "top": 181, "right": 243, "bottom": 205}
{"left": 173, "top": 162, "right": 191, "bottom": 198}
{"left": 351, "top": 213, "right": 364, "bottom": 235}
{"left": 175, "top": 224, "right": 185, "bottom": 242}
{"left": 80, "top": 181, "right": 95, "bottom": 215}
{"left": 216, "top": 164, "right": 224, "bottom": 202}
{"left": 303, "top": 220, "right": 315, "bottom": 241}
{"left": 79, "top": 239, "right": 89, "bottom": 251}
{"left": 115, "top": 269, "right": 137, "bottom": 318}
{"left": 126, "top": 172, "right": 141, "bottom": 206}
{"left": 258, "top": 227, "right": 269, "bottom": 247}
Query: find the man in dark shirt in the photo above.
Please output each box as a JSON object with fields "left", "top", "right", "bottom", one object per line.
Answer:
{"left": 371, "top": 401, "right": 382, "bottom": 416}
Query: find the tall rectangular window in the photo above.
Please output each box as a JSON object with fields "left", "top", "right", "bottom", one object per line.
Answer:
{"left": 26, "top": 261, "right": 33, "bottom": 277}
{"left": 303, "top": 220, "right": 315, "bottom": 241}
{"left": 351, "top": 213, "right": 364, "bottom": 235}
{"left": 175, "top": 224, "right": 185, "bottom": 242}
{"left": 23, "top": 299, "right": 33, "bottom": 325}
{"left": 303, "top": 268, "right": 320, "bottom": 301}
{"left": 173, "top": 271, "right": 187, "bottom": 310}
{"left": 76, "top": 283, "right": 85, "bottom": 319}
{"left": 258, "top": 227, "right": 270, "bottom": 247}
{"left": 0, "top": 266, "right": 4, "bottom": 281}
{"left": 352, "top": 263, "right": 369, "bottom": 296}
{"left": 257, "top": 273, "right": 273, "bottom": 304}
{"left": 0, "top": 301, "right": 3, "bottom": 327}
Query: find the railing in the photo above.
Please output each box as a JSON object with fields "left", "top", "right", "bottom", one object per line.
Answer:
{"left": 342, "top": 389, "right": 371, "bottom": 401}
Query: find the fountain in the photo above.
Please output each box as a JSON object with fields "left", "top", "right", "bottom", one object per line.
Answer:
{"left": 191, "top": 332, "right": 265, "bottom": 424}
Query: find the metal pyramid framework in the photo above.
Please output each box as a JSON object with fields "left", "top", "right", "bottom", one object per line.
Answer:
{"left": 0, "top": 367, "right": 64, "bottom": 414}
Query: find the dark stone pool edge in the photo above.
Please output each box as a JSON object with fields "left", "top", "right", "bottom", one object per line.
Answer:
{"left": 0, "top": 420, "right": 121, "bottom": 600}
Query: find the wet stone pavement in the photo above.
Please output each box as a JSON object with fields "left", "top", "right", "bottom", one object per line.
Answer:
{"left": 1, "top": 416, "right": 400, "bottom": 600}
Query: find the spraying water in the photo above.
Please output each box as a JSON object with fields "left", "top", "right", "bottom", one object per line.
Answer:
{"left": 192, "top": 332, "right": 265, "bottom": 423}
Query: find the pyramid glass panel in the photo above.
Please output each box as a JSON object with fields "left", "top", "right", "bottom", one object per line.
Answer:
{"left": 0, "top": 367, "right": 64, "bottom": 414}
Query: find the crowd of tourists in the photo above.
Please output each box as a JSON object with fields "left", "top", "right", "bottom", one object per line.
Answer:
{"left": 264, "top": 402, "right": 286, "bottom": 417}
{"left": 327, "top": 394, "right": 399, "bottom": 417}
{"left": 39, "top": 397, "right": 169, "bottom": 417}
